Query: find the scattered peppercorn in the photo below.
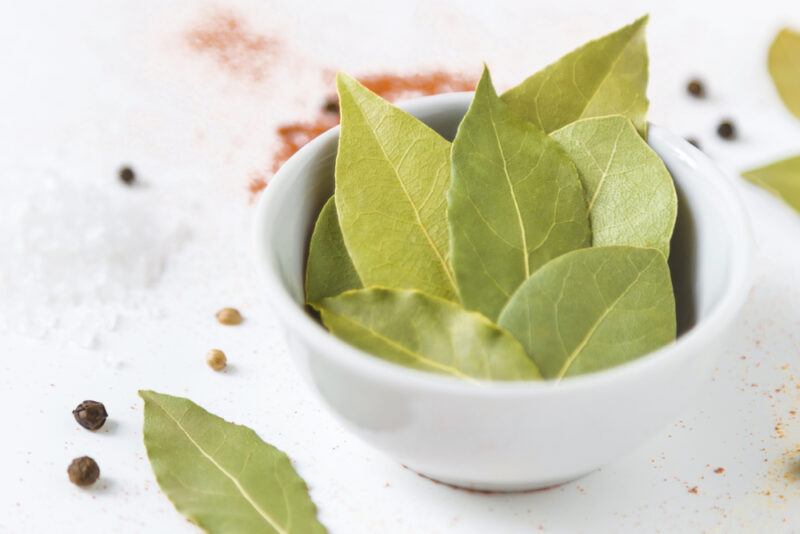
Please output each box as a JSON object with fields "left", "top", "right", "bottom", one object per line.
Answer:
{"left": 686, "top": 79, "right": 705, "bottom": 98}
{"left": 717, "top": 120, "right": 736, "bottom": 140}
{"left": 686, "top": 137, "right": 701, "bottom": 150}
{"left": 206, "top": 349, "right": 227, "bottom": 371}
{"left": 322, "top": 98, "right": 339, "bottom": 114}
{"left": 216, "top": 307, "right": 243, "bottom": 326}
{"left": 118, "top": 166, "right": 136, "bottom": 185}
{"left": 68, "top": 456, "right": 100, "bottom": 487}
{"left": 72, "top": 400, "right": 108, "bottom": 431}
{"left": 714, "top": 467, "right": 725, "bottom": 474}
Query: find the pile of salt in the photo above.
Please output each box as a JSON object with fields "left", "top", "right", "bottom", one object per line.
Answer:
{"left": 0, "top": 169, "right": 190, "bottom": 349}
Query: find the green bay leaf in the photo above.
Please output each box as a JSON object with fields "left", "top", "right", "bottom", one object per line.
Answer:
{"left": 551, "top": 115, "right": 677, "bottom": 256}
{"left": 140, "top": 390, "right": 326, "bottom": 534}
{"left": 335, "top": 73, "right": 457, "bottom": 300}
{"left": 450, "top": 67, "right": 590, "bottom": 320}
{"left": 743, "top": 155, "right": 800, "bottom": 211}
{"left": 319, "top": 288, "right": 541, "bottom": 381}
{"left": 498, "top": 246, "right": 675, "bottom": 380}
{"left": 306, "top": 196, "right": 362, "bottom": 305}
{"left": 769, "top": 28, "right": 800, "bottom": 119}
{"left": 502, "top": 16, "right": 649, "bottom": 136}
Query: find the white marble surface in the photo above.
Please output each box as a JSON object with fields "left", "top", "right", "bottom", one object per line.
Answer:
{"left": 1, "top": 1, "right": 799, "bottom": 532}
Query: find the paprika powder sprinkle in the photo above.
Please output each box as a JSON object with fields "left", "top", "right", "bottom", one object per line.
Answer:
{"left": 250, "top": 71, "right": 476, "bottom": 195}
{"left": 187, "top": 12, "right": 277, "bottom": 82}
{"left": 357, "top": 71, "right": 475, "bottom": 101}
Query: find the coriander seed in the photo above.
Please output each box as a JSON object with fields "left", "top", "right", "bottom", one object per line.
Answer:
{"left": 206, "top": 349, "right": 227, "bottom": 371}
{"left": 68, "top": 456, "right": 100, "bottom": 486}
{"left": 686, "top": 79, "right": 705, "bottom": 98}
{"left": 717, "top": 120, "right": 736, "bottom": 140}
{"left": 216, "top": 307, "right": 243, "bottom": 326}
{"left": 72, "top": 400, "right": 108, "bottom": 431}
{"left": 118, "top": 166, "right": 136, "bottom": 185}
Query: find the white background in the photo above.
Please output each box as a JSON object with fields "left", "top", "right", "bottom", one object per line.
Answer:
{"left": 1, "top": 1, "right": 799, "bottom": 532}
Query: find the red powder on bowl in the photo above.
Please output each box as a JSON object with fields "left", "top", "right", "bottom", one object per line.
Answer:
{"left": 270, "top": 114, "right": 341, "bottom": 174}
{"left": 249, "top": 71, "right": 476, "bottom": 195}
{"left": 358, "top": 71, "right": 475, "bottom": 101}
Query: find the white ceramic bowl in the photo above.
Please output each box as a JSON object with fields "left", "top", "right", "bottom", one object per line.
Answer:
{"left": 253, "top": 93, "right": 753, "bottom": 491}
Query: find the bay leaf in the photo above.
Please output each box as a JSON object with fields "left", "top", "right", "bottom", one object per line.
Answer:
{"left": 498, "top": 246, "right": 675, "bottom": 380}
{"left": 449, "top": 67, "right": 590, "bottom": 320}
{"left": 318, "top": 287, "right": 541, "bottom": 381}
{"left": 768, "top": 28, "right": 800, "bottom": 119}
{"left": 743, "top": 155, "right": 800, "bottom": 212}
{"left": 551, "top": 115, "right": 677, "bottom": 256}
{"left": 140, "top": 390, "right": 326, "bottom": 534}
{"left": 502, "top": 16, "right": 649, "bottom": 136}
{"left": 306, "top": 196, "right": 362, "bottom": 305}
{"left": 335, "top": 73, "right": 457, "bottom": 300}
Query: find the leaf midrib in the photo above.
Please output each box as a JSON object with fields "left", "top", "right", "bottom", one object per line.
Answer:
{"left": 555, "top": 255, "right": 654, "bottom": 380}
{"left": 586, "top": 122, "right": 626, "bottom": 211}
{"left": 573, "top": 25, "right": 642, "bottom": 124}
{"left": 324, "top": 308, "right": 477, "bottom": 383}
{"left": 487, "top": 103, "right": 531, "bottom": 278}
{"left": 349, "top": 99, "right": 457, "bottom": 294}
{"left": 148, "top": 396, "right": 288, "bottom": 534}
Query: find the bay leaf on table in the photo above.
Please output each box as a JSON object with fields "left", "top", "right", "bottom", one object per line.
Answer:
{"left": 335, "top": 73, "right": 457, "bottom": 301}
{"left": 743, "top": 155, "right": 800, "bottom": 212}
{"left": 140, "top": 390, "right": 326, "bottom": 534}
{"left": 306, "top": 196, "right": 362, "bottom": 305}
{"left": 498, "top": 246, "right": 675, "bottom": 380}
{"left": 551, "top": 115, "right": 677, "bottom": 256}
{"left": 502, "top": 16, "right": 649, "bottom": 136}
{"left": 449, "top": 67, "right": 590, "bottom": 320}
{"left": 769, "top": 28, "right": 800, "bottom": 119}
{"left": 318, "top": 287, "right": 541, "bottom": 381}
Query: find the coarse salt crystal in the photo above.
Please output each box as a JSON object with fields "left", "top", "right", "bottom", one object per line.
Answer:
{"left": 0, "top": 170, "right": 190, "bottom": 349}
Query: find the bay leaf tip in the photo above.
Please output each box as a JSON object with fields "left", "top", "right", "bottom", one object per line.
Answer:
{"left": 633, "top": 14, "right": 649, "bottom": 28}
{"left": 475, "top": 65, "right": 498, "bottom": 97}
{"left": 335, "top": 71, "right": 362, "bottom": 94}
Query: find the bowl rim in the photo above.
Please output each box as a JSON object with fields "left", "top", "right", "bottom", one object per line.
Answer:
{"left": 252, "top": 92, "right": 754, "bottom": 396}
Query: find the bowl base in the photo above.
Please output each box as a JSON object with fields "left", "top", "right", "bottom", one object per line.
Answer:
{"left": 406, "top": 466, "right": 592, "bottom": 494}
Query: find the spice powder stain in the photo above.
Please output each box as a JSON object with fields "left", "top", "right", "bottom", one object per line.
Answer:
{"left": 255, "top": 71, "right": 476, "bottom": 196}
{"left": 776, "top": 422, "right": 786, "bottom": 438}
{"left": 787, "top": 458, "right": 800, "bottom": 483}
{"left": 186, "top": 12, "right": 278, "bottom": 82}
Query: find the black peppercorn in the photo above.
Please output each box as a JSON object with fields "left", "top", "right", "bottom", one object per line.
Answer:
{"left": 686, "top": 137, "right": 701, "bottom": 150}
{"left": 118, "top": 166, "right": 136, "bottom": 185}
{"left": 322, "top": 98, "right": 339, "bottom": 114}
{"left": 73, "top": 400, "right": 108, "bottom": 431}
{"left": 67, "top": 456, "right": 100, "bottom": 487}
{"left": 717, "top": 120, "right": 736, "bottom": 140}
{"left": 687, "top": 79, "right": 705, "bottom": 98}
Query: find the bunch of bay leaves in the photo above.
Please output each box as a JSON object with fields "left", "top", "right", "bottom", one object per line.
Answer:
{"left": 306, "top": 16, "right": 679, "bottom": 382}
